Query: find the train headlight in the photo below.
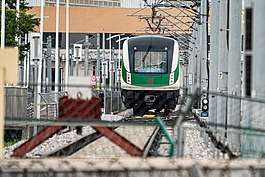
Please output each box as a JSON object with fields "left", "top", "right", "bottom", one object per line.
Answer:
{"left": 201, "top": 98, "right": 208, "bottom": 112}
{"left": 169, "top": 73, "right": 174, "bottom": 85}
{"left": 127, "top": 72, "right": 131, "bottom": 84}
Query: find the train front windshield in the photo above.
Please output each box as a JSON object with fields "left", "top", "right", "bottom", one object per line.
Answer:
{"left": 128, "top": 36, "right": 174, "bottom": 74}
{"left": 134, "top": 49, "right": 168, "bottom": 73}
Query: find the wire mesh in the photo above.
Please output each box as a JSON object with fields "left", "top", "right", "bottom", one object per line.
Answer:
{"left": 198, "top": 89, "right": 265, "bottom": 159}
{"left": 3, "top": 81, "right": 265, "bottom": 160}
{"left": 241, "top": 99, "right": 265, "bottom": 158}
{"left": 2, "top": 84, "right": 178, "bottom": 158}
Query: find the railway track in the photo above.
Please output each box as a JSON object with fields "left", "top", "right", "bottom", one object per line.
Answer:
{"left": 6, "top": 107, "right": 223, "bottom": 160}
{"left": 9, "top": 108, "right": 178, "bottom": 158}
{"left": 45, "top": 113, "right": 176, "bottom": 158}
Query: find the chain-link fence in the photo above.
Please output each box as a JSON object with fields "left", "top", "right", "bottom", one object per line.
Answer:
{"left": 3, "top": 83, "right": 265, "bottom": 160}
{"left": 3, "top": 82, "right": 265, "bottom": 177}
{"left": 177, "top": 88, "right": 265, "bottom": 160}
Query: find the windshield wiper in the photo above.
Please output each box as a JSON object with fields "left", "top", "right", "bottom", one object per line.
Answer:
{"left": 142, "top": 46, "right": 151, "bottom": 63}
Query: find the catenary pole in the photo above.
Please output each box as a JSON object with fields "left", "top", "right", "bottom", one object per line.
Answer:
{"left": 241, "top": 0, "right": 253, "bottom": 158}
{"left": 227, "top": 0, "right": 242, "bottom": 152}
{"left": 209, "top": 0, "right": 220, "bottom": 130}
{"left": 209, "top": 0, "right": 220, "bottom": 158}
{"left": 200, "top": 0, "right": 208, "bottom": 103}
{"left": 251, "top": 0, "right": 265, "bottom": 158}
{"left": 217, "top": 0, "right": 228, "bottom": 139}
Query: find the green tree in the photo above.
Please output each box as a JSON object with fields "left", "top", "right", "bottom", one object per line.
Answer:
{"left": 0, "top": 0, "right": 40, "bottom": 61}
{"left": 5, "top": 0, "right": 29, "bottom": 10}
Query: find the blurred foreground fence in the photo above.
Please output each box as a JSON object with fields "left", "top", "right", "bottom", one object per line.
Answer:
{"left": 183, "top": 88, "right": 265, "bottom": 159}
{"left": 3, "top": 83, "right": 265, "bottom": 160}
{"left": 1, "top": 158, "right": 265, "bottom": 177}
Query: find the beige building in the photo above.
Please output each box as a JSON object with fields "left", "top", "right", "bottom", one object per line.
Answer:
{"left": 28, "top": 6, "right": 148, "bottom": 34}
{"left": 26, "top": 6, "right": 190, "bottom": 88}
{"left": 28, "top": 6, "right": 192, "bottom": 34}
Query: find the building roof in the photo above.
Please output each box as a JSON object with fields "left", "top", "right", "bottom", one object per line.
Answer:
{"left": 28, "top": 6, "right": 148, "bottom": 33}
{"left": 28, "top": 6, "right": 194, "bottom": 34}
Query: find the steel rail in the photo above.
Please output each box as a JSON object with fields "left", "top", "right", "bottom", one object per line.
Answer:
{"left": 143, "top": 126, "right": 162, "bottom": 157}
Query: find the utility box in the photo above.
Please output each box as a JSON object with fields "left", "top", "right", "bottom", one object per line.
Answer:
{"left": 4, "top": 86, "right": 28, "bottom": 141}
{"left": 5, "top": 86, "right": 27, "bottom": 120}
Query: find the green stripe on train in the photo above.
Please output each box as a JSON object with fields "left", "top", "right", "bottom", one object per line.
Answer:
{"left": 122, "top": 59, "right": 127, "bottom": 82}
{"left": 122, "top": 58, "right": 180, "bottom": 87}
{"left": 174, "top": 56, "right": 180, "bottom": 83}
{"left": 131, "top": 73, "right": 170, "bottom": 87}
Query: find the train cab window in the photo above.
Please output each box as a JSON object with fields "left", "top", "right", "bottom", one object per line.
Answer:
{"left": 134, "top": 50, "right": 168, "bottom": 73}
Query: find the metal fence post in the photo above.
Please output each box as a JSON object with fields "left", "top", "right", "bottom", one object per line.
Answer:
{"left": 175, "top": 86, "right": 199, "bottom": 157}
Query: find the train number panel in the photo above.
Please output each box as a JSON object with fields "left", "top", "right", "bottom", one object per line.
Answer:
{"left": 121, "top": 35, "right": 180, "bottom": 116}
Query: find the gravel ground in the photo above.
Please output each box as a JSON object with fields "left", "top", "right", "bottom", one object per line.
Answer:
{"left": 183, "top": 121, "right": 213, "bottom": 159}
{"left": 4, "top": 109, "right": 215, "bottom": 159}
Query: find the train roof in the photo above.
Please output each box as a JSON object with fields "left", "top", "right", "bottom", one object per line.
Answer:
{"left": 127, "top": 35, "right": 177, "bottom": 41}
